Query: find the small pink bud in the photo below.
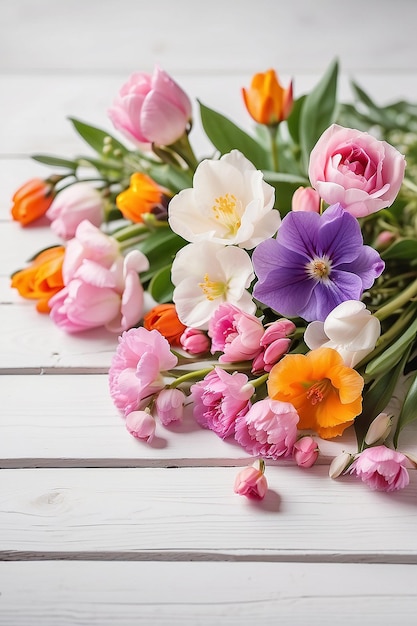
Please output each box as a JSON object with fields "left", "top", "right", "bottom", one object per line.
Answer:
{"left": 329, "top": 451, "right": 352, "bottom": 479}
{"left": 293, "top": 436, "right": 319, "bottom": 468}
{"left": 180, "top": 327, "right": 211, "bottom": 355}
{"left": 291, "top": 186, "right": 321, "bottom": 213}
{"left": 364, "top": 413, "right": 392, "bottom": 446}
{"left": 155, "top": 388, "right": 185, "bottom": 425}
{"left": 125, "top": 410, "right": 156, "bottom": 443}
{"left": 234, "top": 460, "right": 268, "bottom": 500}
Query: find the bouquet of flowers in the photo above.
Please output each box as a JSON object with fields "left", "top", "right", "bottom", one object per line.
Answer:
{"left": 11, "top": 59, "right": 417, "bottom": 499}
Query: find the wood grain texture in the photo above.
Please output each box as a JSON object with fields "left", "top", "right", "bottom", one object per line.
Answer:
{"left": 1, "top": 561, "right": 416, "bottom": 626}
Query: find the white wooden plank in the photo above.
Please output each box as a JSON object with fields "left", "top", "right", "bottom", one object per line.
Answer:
{"left": 0, "top": 374, "right": 365, "bottom": 465}
{"left": 1, "top": 561, "right": 416, "bottom": 626}
{"left": 3, "top": 0, "right": 417, "bottom": 74}
{"left": 1, "top": 467, "right": 416, "bottom": 560}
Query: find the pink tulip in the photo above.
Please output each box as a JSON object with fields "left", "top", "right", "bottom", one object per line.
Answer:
{"left": 180, "top": 327, "right": 211, "bottom": 355}
{"left": 109, "top": 327, "right": 178, "bottom": 417}
{"left": 291, "top": 186, "right": 321, "bottom": 212}
{"left": 62, "top": 220, "right": 120, "bottom": 284}
{"left": 293, "top": 436, "right": 319, "bottom": 468}
{"left": 190, "top": 367, "right": 254, "bottom": 439}
{"left": 46, "top": 183, "right": 105, "bottom": 240}
{"left": 155, "top": 388, "right": 185, "bottom": 425}
{"left": 235, "top": 397, "right": 299, "bottom": 459}
{"left": 348, "top": 445, "right": 409, "bottom": 492}
{"left": 108, "top": 66, "right": 192, "bottom": 147}
{"left": 252, "top": 319, "right": 295, "bottom": 373}
{"left": 125, "top": 410, "right": 156, "bottom": 442}
{"left": 49, "top": 250, "right": 149, "bottom": 334}
{"left": 208, "top": 303, "right": 264, "bottom": 363}
{"left": 234, "top": 462, "right": 268, "bottom": 500}
{"left": 308, "top": 124, "right": 406, "bottom": 218}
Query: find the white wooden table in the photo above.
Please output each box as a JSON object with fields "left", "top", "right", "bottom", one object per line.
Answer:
{"left": 2, "top": 1, "right": 417, "bottom": 623}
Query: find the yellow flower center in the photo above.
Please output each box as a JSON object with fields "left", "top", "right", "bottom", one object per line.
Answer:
{"left": 306, "top": 379, "right": 331, "bottom": 405}
{"left": 198, "top": 273, "right": 226, "bottom": 301}
{"left": 212, "top": 193, "right": 242, "bottom": 237}
{"left": 306, "top": 256, "right": 332, "bottom": 282}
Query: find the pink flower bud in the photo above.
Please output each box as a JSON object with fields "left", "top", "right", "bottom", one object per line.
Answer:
{"left": 155, "top": 388, "right": 185, "bottom": 425}
{"left": 293, "top": 436, "right": 319, "bottom": 468}
{"left": 125, "top": 410, "right": 156, "bottom": 443}
{"left": 180, "top": 327, "right": 211, "bottom": 355}
{"left": 291, "top": 186, "right": 321, "bottom": 213}
{"left": 46, "top": 182, "right": 105, "bottom": 240}
{"left": 234, "top": 461, "right": 268, "bottom": 500}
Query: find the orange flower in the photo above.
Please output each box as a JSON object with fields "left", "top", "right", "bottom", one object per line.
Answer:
{"left": 11, "top": 246, "right": 65, "bottom": 313}
{"left": 11, "top": 178, "right": 54, "bottom": 226}
{"left": 267, "top": 347, "right": 364, "bottom": 439}
{"left": 143, "top": 303, "right": 187, "bottom": 346}
{"left": 116, "top": 172, "right": 163, "bottom": 223}
{"left": 242, "top": 69, "right": 293, "bottom": 126}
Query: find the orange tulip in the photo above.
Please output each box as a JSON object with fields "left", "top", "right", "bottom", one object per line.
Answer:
{"left": 116, "top": 172, "right": 163, "bottom": 223}
{"left": 143, "top": 303, "right": 187, "bottom": 346}
{"left": 11, "top": 178, "right": 54, "bottom": 226}
{"left": 11, "top": 246, "right": 65, "bottom": 313}
{"left": 242, "top": 69, "right": 293, "bottom": 126}
{"left": 267, "top": 347, "right": 364, "bottom": 439}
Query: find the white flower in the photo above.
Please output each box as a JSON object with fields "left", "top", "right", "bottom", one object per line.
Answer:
{"left": 171, "top": 241, "right": 256, "bottom": 329}
{"left": 304, "top": 300, "right": 380, "bottom": 367}
{"left": 168, "top": 149, "right": 280, "bottom": 249}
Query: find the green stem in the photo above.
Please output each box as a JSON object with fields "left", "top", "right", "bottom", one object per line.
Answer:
{"left": 374, "top": 276, "right": 417, "bottom": 321}
{"left": 111, "top": 223, "right": 149, "bottom": 242}
{"left": 168, "top": 366, "right": 214, "bottom": 389}
{"left": 268, "top": 126, "right": 279, "bottom": 171}
{"left": 251, "top": 373, "right": 269, "bottom": 389}
{"left": 167, "top": 133, "right": 199, "bottom": 171}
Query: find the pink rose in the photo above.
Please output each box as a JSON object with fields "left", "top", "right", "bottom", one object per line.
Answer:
{"left": 234, "top": 462, "right": 268, "bottom": 500}
{"left": 108, "top": 66, "right": 192, "bottom": 147}
{"left": 208, "top": 303, "right": 264, "bottom": 363}
{"left": 49, "top": 250, "right": 149, "bottom": 334}
{"left": 46, "top": 183, "right": 105, "bottom": 240}
{"left": 292, "top": 436, "right": 319, "bottom": 468}
{"left": 348, "top": 445, "right": 409, "bottom": 492}
{"left": 291, "top": 186, "right": 321, "bottom": 212}
{"left": 109, "top": 327, "right": 178, "bottom": 417}
{"left": 308, "top": 124, "right": 406, "bottom": 217}
{"left": 190, "top": 367, "right": 254, "bottom": 439}
{"left": 63, "top": 220, "right": 120, "bottom": 284}
{"left": 235, "top": 397, "right": 299, "bottom": 459}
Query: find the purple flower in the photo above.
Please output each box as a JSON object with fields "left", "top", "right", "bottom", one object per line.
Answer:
{"left": 252, "top": 203, "right": 384, "bottom": 322}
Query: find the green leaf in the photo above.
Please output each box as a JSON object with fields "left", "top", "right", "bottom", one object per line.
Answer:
{"left": 135, "top": 229, "right": 186, "bottom": 284}
{"left": 393, "top": 370, "right": 417, "bottom": 447}
{"left": 381, "top": 238, "right": 417, "bottom": 261}
{"left": 355, "top": 348, "right": 410, "bottom": 447}
{"left": 299, "top": 58, "right": 339, "bottom": 172}
{"left": 148, "top": 265, "right": 174, "bottom": 303}
{"left": 365, "top": 315, "right": 417, "bottom": 379}
{"left": 68, "top": 117, "right": 129, "bottom": 157}
{"left": 32, "top": 154, "right": 78, "bottom": 170}
{"left": 286, "top": 95, "right": 306, "bottom": 146}
{"left": 263, "top": 171, "right": 309, "bottom": 215}
{"left": 198, "top": 101, "right": 270, "bottom": 169}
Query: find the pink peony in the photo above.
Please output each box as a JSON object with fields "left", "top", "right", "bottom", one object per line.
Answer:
{"left": 291, "top": 186, "right": 321, "bottom": 212}
{"left": 108, "top": 66, "right": 192, "bottom": 147}
{"left": 292, "top": 436, "right": 319, "bottom": 468}
{"left": 155, "top": 388, "right": 185, "bottom": 425}
{"left": 348, "top": 445, "right": 409, "bottom": 492}
{"left": 125, "top": 410, "right": 156, "bottom": 442}
{"left": 109, "top": 327, "right": 178, "bottom": 417}
{"left": 49, "top": 250, "right": 148, "bottom": 334}
{"left": 190, "top": 367, "right": 254, "bottom": 439}
{"left": 252, "top": 319, "right": 295, "bottom": 373}
{"left": 46, "top": 183, "right": 105, "bottom": 240}
{"left": 62, "top": 220, "right": 120, "bottom": 284}
{"left": 208, "top": 303, "right": 264, "bottom": 363}
{"left": 234, "top": 463, "right": 268, "bottom": 500}
{"left": 235, "top": 397, "right": 299, "bottom": 459}
{"left": 308, "top": 124, "right": 406, "bottom": 218}
{"left": 180, "top": 327, "right": 211, "bottom": 355}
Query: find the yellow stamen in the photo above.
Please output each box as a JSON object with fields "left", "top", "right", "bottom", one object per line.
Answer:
{"left": 306, "top": 257, "right": 332, "bottom": 282}
{"left": 198, "top": 273, "right": 225, "bottom": 301}
{"left": 212, "top": 193, "right": 242, "bottom": 237}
